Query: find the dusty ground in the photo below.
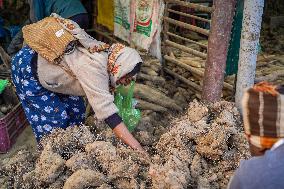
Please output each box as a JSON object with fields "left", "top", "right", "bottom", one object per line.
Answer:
{"left": 0, "top": 126, "right": 36, "bottom": 160}
{"left": 0, "top": 86, "right": 36, "bottom": 160}
{"left": 0, "top": 100, "right": 250, "bottom": 189}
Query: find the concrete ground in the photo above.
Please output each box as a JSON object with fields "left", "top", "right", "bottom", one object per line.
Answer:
{"left": 0, "top": 126, "right": 37, "bottom": 160}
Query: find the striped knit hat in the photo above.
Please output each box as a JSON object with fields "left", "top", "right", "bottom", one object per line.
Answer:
{"left": 242, "top": 82, "right": 284, "bottom": 149}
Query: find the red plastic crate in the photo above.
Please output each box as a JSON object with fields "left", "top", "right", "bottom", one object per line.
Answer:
{"left": 0, "top": 103, "right": 29, "bottom": 153}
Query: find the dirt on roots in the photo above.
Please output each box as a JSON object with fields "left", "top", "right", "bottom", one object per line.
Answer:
{"left": 0, "top": 100, "right": 250, "bottom": 189}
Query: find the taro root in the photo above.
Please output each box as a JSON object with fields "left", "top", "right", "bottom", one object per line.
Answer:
{"left": 149, "top": 100, "right": 249, "bottom": 188}
{"left": 134, "top": 131, "right": 155, "bottom": 146}
{"left": 0, "top": 105, "right": 8, "bottom": 114}
{"left": 40, "top": 126, "right": 94, "bottom": 158}
{"left": 113, "top": 178, "right": 139, "bottom": 189}
{"left": 97, "top": 184, "right": 113, "bottom": 189}
{"left": 65, "top": 152, "right": 97, "bottom": 172}
{"left": 149, "top": 155, "right": 191, "bottom": 189}
{"left": 0, "top": 104, "right": 12, "bottom": 114}
{"left": 195, "top": 125, "right": 230, "bottom": 161}
{"left": 1, "top": 149, "right": 37, "bottom": 188}
{"left": 117, "top": 145, "right": 151, "bottom": 165}
{"left": 63, "top": 169, "right": 107, "bottom": 189}
{"left": 0, "top": 101, "right": 250, "bottom": 189}
{"left": 187, "top": 99, "right": 208, "bottom": 122}
{"left": 85, "top": 141, "right": 139, "bottom": 180}
{"left": 34, "top": 144, "right": 66, "bottom": 184}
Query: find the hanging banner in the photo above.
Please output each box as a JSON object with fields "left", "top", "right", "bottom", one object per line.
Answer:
{"left": 133, "top": 0, "right": 155, "bottom": 38}
{"left": 97, "top": 0, "right": 114, "bottom": 31}
{"left": 131, "top": 0, "right": 158, "bottom": 50}
{"left": 114, "top": 0, "right": 164, "bottom": 56}
{"left": 114, "top": 0, "right": 132, "bottom": 43}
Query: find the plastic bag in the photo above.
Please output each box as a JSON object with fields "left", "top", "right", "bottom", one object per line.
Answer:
{"left": 0, "top": 79, "right": 8, "bottom": 94}
{"left": 114, "top": 81, "right": 141, "bottom": 132}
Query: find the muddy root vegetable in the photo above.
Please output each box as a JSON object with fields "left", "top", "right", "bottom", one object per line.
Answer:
{"left": 134, "top": 84, "right": 182, "bottom": 111}
{"left": 63, "top": 169, "right": 107, "bottom": 189}
{"left": 34, "top": 145, "right": 66, "bottom": 184}
{"left": 136, "top": 99, "right": 168, "bottom": 112}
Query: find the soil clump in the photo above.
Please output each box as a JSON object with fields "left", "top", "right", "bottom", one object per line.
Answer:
{"left": 0, "top": 100, "right": 250, "bottom": 189}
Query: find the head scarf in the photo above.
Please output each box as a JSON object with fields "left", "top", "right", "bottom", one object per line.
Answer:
{"left": 107, "top": 44, "right": 142, "bottom": 87}
{"left": 242, "top": 82, "right": 284, "bottom": 149}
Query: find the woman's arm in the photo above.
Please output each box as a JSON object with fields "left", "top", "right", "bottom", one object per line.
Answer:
{"left": 113, "top": 122, "right": 144, "bottom": 151}
{"left": 105, "top": 113, "right": 144, "bottom": 151}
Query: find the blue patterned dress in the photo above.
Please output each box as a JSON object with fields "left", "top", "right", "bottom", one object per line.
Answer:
{"left": 11, "top": 46, "right": 86, "bottom": 141}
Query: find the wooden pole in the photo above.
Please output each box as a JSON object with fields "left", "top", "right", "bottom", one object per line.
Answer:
{"left": 201, "top": 0, "right": 237, "bottom": 102}
{"left": 167, "top": 9, "right": 211, "bottom": 23}
{"left": 235, "top": 0, "right": 264, "bottom": 110}
{"left": 165, "top": 0, "right": 213, "bottom": 13}
{"left": 164, "top": 68, "right": 202, "bottom": 91}
{"left": 165, "top": 55, "right": 234, "bottom": 91}
{"left": 164, "top": 17, "right": 210, "bottom": 36}
{"left": 165, "top": 40, "right": 207, "bottom": 59}
{"left": 164, "top": 55, "right": 204, "bottom": 76}
{"left": 166, "top": 32, "right": 208, "bottom": 49}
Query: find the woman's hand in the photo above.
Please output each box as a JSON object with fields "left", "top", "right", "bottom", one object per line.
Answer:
{"left": 113, "top": 122, "right": 144, "bottom": 151}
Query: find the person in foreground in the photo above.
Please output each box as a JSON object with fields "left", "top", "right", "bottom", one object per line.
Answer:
{"left": 228, "top": 82, "right": 284, "bottom": 189}
{"left": 11, "top": 14, "right": 144, "bottom": 151}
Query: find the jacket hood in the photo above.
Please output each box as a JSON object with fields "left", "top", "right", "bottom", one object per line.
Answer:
{"left": 108, "top": 44, "right": 142, "bottom": 87}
